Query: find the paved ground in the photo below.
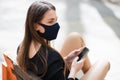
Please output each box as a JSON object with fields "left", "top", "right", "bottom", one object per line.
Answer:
{"left": 0, "top": 0, "right": 120, "bottom": 79}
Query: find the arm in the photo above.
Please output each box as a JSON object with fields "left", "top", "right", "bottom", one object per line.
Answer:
{"left": 68, "top": 57, "right": 85, "bottom": 79}
{"left": 51, "top": 57, "right": 84, "bottom": 80}
{"left": 50, "top": 68, "right": 77, "bottom": 80}
{"left": 46, "top": 57, "right": 77, "bottom": 80}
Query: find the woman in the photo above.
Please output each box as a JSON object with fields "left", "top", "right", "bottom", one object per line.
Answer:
{"left": 17, "top": 1, "right": 110, "bottom": 80}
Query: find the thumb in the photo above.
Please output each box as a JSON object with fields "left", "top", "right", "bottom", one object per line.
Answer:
{"left": 73, "top": 57, "right": 79, "bottom": 62}
{"left": 78, "top": 58, "right": 85, "bottom": 63}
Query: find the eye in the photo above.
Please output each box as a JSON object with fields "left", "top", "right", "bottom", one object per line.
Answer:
{"left": 48, "top": 21, "right": 54, "bottom": 23}
{"left": 47, "top": 17, "right": 57, "bottom": 24}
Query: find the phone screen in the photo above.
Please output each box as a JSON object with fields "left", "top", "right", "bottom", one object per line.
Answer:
{"left": 77, "top": 47, "right": 89, "bottom": 61}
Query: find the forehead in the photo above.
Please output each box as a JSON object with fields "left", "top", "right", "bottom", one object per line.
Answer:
{"left": 42, "top": 10, "right": 57, "bottom": 21}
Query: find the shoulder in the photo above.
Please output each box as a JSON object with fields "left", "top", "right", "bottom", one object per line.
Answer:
{"left": 17, "top": 43, "right": 22, "bottom": 54}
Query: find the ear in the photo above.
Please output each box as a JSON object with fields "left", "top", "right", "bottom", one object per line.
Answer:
{"left": 33, "top": 23, "right": 39, "bottom": 31}
{"left": 33, "top": 23, "right": 45, "bottom": 33}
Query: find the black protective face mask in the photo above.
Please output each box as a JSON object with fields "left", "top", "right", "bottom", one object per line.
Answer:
{"left": 37, "top": 23, "right": 60, "bottom": 40}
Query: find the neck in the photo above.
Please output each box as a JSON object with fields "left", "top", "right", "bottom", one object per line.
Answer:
{"left": 32, "top": 40, "right": 41, "bottom": 52}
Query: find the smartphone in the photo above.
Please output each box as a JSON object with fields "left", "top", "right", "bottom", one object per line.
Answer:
{"left": 77, "top": 47, "right": 89, "bottom": 61}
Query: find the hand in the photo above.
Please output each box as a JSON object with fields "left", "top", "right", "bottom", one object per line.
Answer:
{"left": 64, "top": 47, "right": 85, "bottom": 66}
{"left": 71, "top": 57, "right": 85, "bottom": 72}
{"left": 68, "top": 57, "right": 85, "bottom": 78}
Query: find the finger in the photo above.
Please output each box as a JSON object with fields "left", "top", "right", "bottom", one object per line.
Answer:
{"left": 78, "top": 46, "right": 86, "bottom": 51}
{"left": 78, "top": 58, "right": 85, "bottom": 63}
{"left": 75, "top": 47, "right": 86, "bottom": 55}
{"left": 81, "top": 58, "right": 85, "bottom": 62}
{"left": 73, "top": 57, "right": 79, "bottom": 62}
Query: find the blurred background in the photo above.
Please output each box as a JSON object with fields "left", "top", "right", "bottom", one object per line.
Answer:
{"left": 0, "top": 0, "right": 120, "bottom": 79}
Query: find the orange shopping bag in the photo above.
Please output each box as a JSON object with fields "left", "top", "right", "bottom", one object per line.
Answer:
{"left": 2, "top": 54, "right": 34, "bottom": 80}
{"left": 2, "top": 54, "right": 17, "bottom": 80}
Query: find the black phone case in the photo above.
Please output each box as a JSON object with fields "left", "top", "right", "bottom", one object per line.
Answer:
{"left": 77, "top": 47, "right": 89, "bottom": 61}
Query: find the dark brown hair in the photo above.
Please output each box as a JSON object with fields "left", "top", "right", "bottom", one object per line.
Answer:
{"left": 17, "top": 1, "right": 56, "bottom": 77}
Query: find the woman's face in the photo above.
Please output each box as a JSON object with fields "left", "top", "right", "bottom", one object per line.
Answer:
{"left": 34, "top": 10, "right": 57, "bottom": 33}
